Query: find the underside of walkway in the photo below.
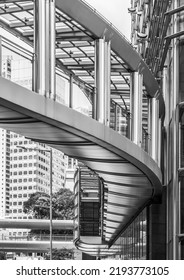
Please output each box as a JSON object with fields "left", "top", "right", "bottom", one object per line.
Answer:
{"left": 0, "top": 0, "right": 164, "bottom": 256}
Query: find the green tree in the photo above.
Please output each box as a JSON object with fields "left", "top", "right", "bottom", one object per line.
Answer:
{"left": 23, "top": 188, "right": 74, "bottom": 220}
{"left": 0, "top": 251, "right": 6, "bottom": 260}
{"left": 45, "top": 248, "right": 74, "bottom": 260}
{"left": 23, "top": 188, "right": 75, "bottom": 259}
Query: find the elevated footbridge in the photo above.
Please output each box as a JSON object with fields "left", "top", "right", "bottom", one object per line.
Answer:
{"left": 0, "top": 0, "right": 164, "bottom": 256}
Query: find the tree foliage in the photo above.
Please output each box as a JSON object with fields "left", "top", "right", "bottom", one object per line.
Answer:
{"left": 0, "top": 251, "right": 6, "bottom": 260}
{"left": 45, "top": 248, "right": 74, "bottom": 260}
{"left": 23, "top": 188, "right": 74, "bottom": 220}
{"left": 23, "top": 188, "right": 75, "bottom": 259}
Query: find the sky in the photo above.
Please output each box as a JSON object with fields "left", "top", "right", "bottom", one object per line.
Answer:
{"left": 85, "top": 0, "right": 131, "bottom": 39}
{"left": 73, "top": 0, "right": 131, "bottom": 110}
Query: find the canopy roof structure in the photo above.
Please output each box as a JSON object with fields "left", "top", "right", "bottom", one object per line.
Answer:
{"left": 0, "top": 0, "right": 164, "bottom": 117}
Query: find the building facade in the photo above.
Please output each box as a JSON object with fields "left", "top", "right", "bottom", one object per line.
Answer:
{"left": 0, "top": 128, "right": 10, "bottom": 219}
{"left": 1, "top": 0, "right": 184, "bottom": 260}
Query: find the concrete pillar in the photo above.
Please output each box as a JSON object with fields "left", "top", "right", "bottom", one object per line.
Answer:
{"left": 34, "top": 0, "right": 55, "bottom": 98}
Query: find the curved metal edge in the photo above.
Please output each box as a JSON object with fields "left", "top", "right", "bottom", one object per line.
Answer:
{"left": 74, "top": 238, "right": 119, "bottom": 257}
{"left": 0, "top": 77, "right": 162, "bottom": 200}
{"left": 55, "top": 0, "right": 165, "bottom": 119}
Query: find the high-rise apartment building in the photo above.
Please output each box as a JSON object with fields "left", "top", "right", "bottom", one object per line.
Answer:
{"left": 8, "top": 133, "right": 66, "bottom": 238}
{"left": 0, "top": 129, "right": 10, "bottom": 219}
{"left": 0, "top": 40, "right": 68, "bottom": 238}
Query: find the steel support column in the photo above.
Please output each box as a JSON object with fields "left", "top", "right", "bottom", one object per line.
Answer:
{"left": 172, "top": 1, "right": 180, "bottom": 260}
{"left": 34, "top": 0, "right": 47, "bottom": 95}
{"left": 49, "top": 0, "right": 56, "bottom": 100}
{"left": 131, "top": 71, "right": 142, "bottom": 146}
{"left": 34, "top": 0, "right": 55, "bottom": 98}
{"left": 172, "top": 45, "right": 180, "bottom": 260}
{"left": 105, "top": 41, "right": 111, "bottom": 126}
{"left": 150, "top": 97, "right": 159, "bottom": 163}
{"left": 95, "top": 38, "right": 109, "bottom": 124}
{"left": 0, "top": 36, "right": 2, "bottom": 77}
{"left": 148, "top": 97, "right": 152, "bottom": 155}
{"left": 69, "top": 74, "right": 74, "bottom": 108}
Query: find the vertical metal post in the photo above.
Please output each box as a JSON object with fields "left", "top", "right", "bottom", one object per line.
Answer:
{"left": 172, "top": 2, "right": 179, "bottom": 259}
{"left": 150, "top": 98, "right": 158, "bottom": 162}
{"left": 157, "top": 118, "right": 161, "bottom": 167}
{"left": 139, "top": 73, "right": 143, "bottom": 145}
{"left": 131, "top": 71, "right": 142, "bottom": 146}
{"left": 148, "top": 97, "right": 152, "bottom": 155}
{"left": 95, "top": 38, "right": 105, "bottom": 124}
{"left": 105, "top": 40, "right": 111, "bottom": 126}
{"left": 45, "top": 0, "right": 50, "bottom": 96}
{"left": 49, "top": 0, "right": 56, "bottom": 100}
{"left": 69, "top": 74, "right": 73, "bottom": 108}
{"left": 34, "top": 0, "right": 47, "bottom": 95}
{"left": 92, "top": 88, "right": 97, "bottom": 119}
{"left": 129, "top": 73, "right": 133, "bottom": 140}
{"left": 0, "top": 36, "right": 2, "bottom": 77}
{"left": 49, "top": 149, "right": 53, "bottom": 260}
{"left": 115, "top": 103, "right": 118, "bottom": 131}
